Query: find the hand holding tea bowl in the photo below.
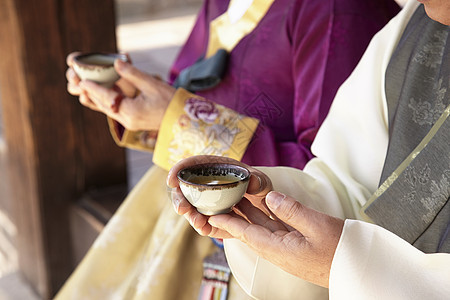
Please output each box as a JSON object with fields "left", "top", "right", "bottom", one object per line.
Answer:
{"left": 72, "top": 52, "right": 129, "bottom": 88}
{"left": 167, "top": 155, "right": 273, "bottom": 238}
{"left": 66, "top": 51, "right": 175, "bottom": 131}
{"left": 177, "top": 163, "right": 251, "bottom": 216}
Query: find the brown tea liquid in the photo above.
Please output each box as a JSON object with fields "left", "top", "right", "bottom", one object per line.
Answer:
{"left": 188, "top": 175, "right": 239, "bottom": 185}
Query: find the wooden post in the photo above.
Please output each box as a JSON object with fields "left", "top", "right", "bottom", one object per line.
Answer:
{"left": 0, "top": 0, "right": 127, "bottom": 298}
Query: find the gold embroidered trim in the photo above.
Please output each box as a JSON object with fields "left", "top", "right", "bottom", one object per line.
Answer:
{"left": 153, "top": 88, "right": 259, "bottom": 171}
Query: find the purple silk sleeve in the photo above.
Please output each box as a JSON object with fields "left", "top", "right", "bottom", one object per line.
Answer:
{"left": 168, "top": 0, "right": 400, "bottom": 169}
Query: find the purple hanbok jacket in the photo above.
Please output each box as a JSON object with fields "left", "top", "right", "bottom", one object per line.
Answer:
{"left": 169, "top": 0, "right": 400, "bottom": 169}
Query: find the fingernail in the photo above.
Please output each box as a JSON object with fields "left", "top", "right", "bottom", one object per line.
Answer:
{"left": 266, "top": 191, "right": 285, "bottom": 210}
{"left": 248, "top": 173, "right": 263, "bottom": 194}
{"left": 255, "top": 174, "right": 263, "bottom": 193}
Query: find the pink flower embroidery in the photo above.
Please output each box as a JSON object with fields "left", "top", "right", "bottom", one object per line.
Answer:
{"left": 184, "top": 98, "right": 219, "bottom": 124}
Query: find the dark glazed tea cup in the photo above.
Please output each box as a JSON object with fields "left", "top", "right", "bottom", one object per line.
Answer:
{"left": 177, "top": 163, "right": 250, "bottom": 215}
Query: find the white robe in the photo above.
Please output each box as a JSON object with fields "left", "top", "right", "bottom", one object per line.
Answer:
{"left": 224, "top": 1, "right": 450, "bottom": 299}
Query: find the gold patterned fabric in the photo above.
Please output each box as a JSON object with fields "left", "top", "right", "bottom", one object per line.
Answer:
{"left": 55, "top": 166, "right": 252, "bottom": 299}
{"left": 107, "top": 117, "right": 158, "bottom": 152}
{"left": 153, "top": 88, "right": 258, "bottom": 171}
{"left": 55, "top": 2, "right": 275, "bottom": 299}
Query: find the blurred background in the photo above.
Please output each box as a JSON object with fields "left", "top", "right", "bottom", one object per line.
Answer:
{"left": 0, "top": 1, "right": 201, "bottom": 299}
{"left": 0, "top": 0, "right": 407, "bottom": 299}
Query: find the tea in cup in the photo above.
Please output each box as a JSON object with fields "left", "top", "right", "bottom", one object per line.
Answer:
{"left": 72, "top": 52, "right": 128, "bottom": 88}
{"left": 177, "top": 163, "right": 250, "bottom": 215}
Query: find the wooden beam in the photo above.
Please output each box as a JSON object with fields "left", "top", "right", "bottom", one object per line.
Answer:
{"left": 0, "top": 0, "right": 127, "bottom": 297}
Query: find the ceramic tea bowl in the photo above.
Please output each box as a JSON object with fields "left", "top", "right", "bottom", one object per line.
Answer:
{"left": 73, "top": 52, "right": 128, "bottom": 88}
{"left": 177, "top": 163, "right": 251, "bottom": 215}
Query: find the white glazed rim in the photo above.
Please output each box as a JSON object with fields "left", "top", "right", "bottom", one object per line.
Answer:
{"left": 73, "top": 52, "right": 128, "bottom": 69}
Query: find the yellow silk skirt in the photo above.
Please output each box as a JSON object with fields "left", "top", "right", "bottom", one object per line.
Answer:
{"left": 55, "top": 165, "right": 251, "bottom": 300}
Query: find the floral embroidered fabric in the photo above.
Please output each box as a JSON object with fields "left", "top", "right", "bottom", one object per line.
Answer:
{"left": 153, "top": 88, "right": 258, "bottom": 171}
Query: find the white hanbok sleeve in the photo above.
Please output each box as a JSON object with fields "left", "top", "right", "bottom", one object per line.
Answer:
{"left": 318, "top": 1, "right": 450, "bottom": 297}
{"left": 224, "top": 1, "right": 450, "bottom": 299}
{"left": 330, "top": 220, "right": 450, "bottom": 300}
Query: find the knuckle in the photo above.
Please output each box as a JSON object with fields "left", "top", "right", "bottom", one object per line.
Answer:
{"left": 282, "top": 201, "right": 303, "bottom": 223}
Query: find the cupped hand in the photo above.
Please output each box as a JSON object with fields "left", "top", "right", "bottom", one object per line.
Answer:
{"left": 167, "top": 155, "right": 273, "bottom": 238}
{"left": 66, "top": 52, "right": 176, "bottom": 131}
{"left": 208, "top": 191, "right": 344, "bottom": 288}
{"left": 66, "top": 52, "right": 135, "bottom": 108}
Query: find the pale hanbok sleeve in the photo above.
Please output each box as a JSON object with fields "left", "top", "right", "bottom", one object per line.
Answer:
{"left": 225, "top": 1, "right": 450, "bottom": 299}
{"left": 330, "top": 219, "right": 450, "bottom": 300}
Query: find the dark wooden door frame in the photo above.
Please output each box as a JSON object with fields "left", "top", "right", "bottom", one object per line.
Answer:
{"left": 0, "top": 0, "right": 127, "bottom": 298}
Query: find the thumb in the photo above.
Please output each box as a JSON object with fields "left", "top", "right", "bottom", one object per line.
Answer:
{"left": 114, "top": 59, "right": 156, "bottom": 90}
{"left": 246, "top": 169, "right": 272, "bottom": 197}
{"left": 265, "top": 191, "right": 317, "bottom": 236}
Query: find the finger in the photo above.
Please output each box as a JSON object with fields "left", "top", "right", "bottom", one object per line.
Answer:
{"left": 206, "top": 226, "right": 234, "bottom": 239}
{"left": 170, "top": 186, "right": 195, "bottom": 216}
{"left": 79, "top": 93, "right": 101, "bottom": 111}
{"left": 66, "top": 68, "right": 80, "bottom": 85}
{"left": 67, "top": 82, "right": 81, "bottom": 96}
{"left": 240, "top": 194, "right": 296, "bottom": 231}
{"left": 265, "top": 191, "right": 339, "bottom": 238}
{"left": 67, "top": 69, "right": 82, "bottom": 96}
{"left": 184, "top": 208, "right": 211, "bottom": 236}
{"left": 115, "top": 59, "right": 157, "bottom": 91}
{"left": 79, "top": 80, "right": 120, "bottom": 113}
{"left": 112, "top": 56, "right": 138, "bottom": 98}
{"left": 183, "top": 205, "right": 234, "bottom": 238}
{"left": 242, "top": 169, "right": 273, "bottom": 216}
{"left": 208, "top": 213, "right": 276, "bottom": 249}
{"left": 66, "top": 51, "right": 81, "bottom": 68}
{"left": 265, "top": 191, "right": 310, "bottom": 234}
{"left": 246, "top": 169, "right": 273, "bottom": 197}
{"left": 169, "top": 186, "right": 234, "bottom": 238}
{"left": 115, "top": 77, "right": 137, "bottom": 98}
{"left": 209, "top": 210, "right": 245, "bottom": 239}
{"left": 235, "top": 199, "right": 286, "bottom": 232}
